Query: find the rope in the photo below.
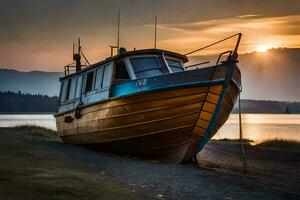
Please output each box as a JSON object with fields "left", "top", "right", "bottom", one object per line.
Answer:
{"left": 80, "top": 49, "right": 91, "bottom": 66}
{"left": 238, "top": 85, "right": 247, "bottom": 173}
{"left": 184, "top": 33, "right": 241, "bottom": 56}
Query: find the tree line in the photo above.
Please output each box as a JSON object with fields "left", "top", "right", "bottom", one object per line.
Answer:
{"left": 0, "top": 91, "right": 58, "bottom": 113}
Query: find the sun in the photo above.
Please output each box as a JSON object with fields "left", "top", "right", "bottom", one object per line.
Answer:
{"left": 256, "top": 44, "right": 271, "bottom": 52}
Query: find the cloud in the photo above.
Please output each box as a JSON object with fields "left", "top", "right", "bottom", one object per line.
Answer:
{"left": 1, "top": 0, "right": 300, "bottom": 70}
{"left": 153, "top": 15, "right": 300, "bottom": 54}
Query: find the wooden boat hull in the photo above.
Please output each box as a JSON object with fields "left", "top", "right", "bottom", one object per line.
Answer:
{"left": 55, "top": 62, "right": 241, "bottom": 163}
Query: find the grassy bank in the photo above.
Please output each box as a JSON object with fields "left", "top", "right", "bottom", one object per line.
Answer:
{"left": 0, "top": 126, "right": 140, "bottom": 200}
{"left": 0, "top": 126, "right": 299, "bottom": 199}
{"left": 12, "top": 125, "right": 58, "bottom": 140}
{"left": 256, "top": 139, "right": 300, "bottom": 153}
{"left": 213, "top": 138, "right": 300, "bottom": 153}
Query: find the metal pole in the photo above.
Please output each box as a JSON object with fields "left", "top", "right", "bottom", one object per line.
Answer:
{"left": 154, "top": 16, "right": 157, "bottom": 49}
{"left": 78, "top": 38, "right": 81, "bottom": 55}
{"left": 117, "top": 10, "right": 120, "bottom": 53}
{"left": 233, "top": 33, "right": 242, "bottom": 54}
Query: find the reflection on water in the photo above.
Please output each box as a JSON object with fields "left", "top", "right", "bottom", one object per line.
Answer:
{"left": 214, "top": 114, "right": 300, "bottom": 143}
{"left": 0, "top": 114, "right": 299, "bottom": 143}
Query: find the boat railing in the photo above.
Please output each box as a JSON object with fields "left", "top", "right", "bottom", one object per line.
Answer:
{"left": 216, "top": 50, "right": 233, "bottom": 65}
{"left": 184, "top": 33, "right": 242, "bottom": 70}
{"left": 64, "top": 62, "right": 88, "bottom": 76}
{"left": 185, "top": 61, "right": 210, "bottom": 70}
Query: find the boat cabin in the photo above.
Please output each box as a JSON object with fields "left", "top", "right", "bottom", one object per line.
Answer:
{"left": 58, "top": 49, "right": 188, "bottom": 113}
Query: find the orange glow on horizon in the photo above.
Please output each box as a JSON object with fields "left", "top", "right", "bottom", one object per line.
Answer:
{"left": 255, "top": 44, "right": 272, "bottom": 52}
{"left": 1, "top": 14, "right": 300, "bottom": 71}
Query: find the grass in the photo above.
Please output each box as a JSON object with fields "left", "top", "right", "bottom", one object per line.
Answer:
{"left": 0, "top": 126, "right": 140, "bottom": 200}
{"left": 256, "top": 139, "right": 300, "bottom": 153}
{"left": 14, "top": 125, "right": 58, "bottom": 140}
{"left": 212, "top": 138, "right": 300, "bottom": 153}
{"left": 212, "top": 138, "right": 254, "bottom": 145}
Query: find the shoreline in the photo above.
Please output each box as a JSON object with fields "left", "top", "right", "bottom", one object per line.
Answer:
{"left": 0, "top": 126, "right": 299, "bottom": 199}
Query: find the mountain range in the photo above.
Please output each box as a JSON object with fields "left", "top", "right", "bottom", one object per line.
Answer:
{"left": 0, "top": 69, "right": 62, "bottom": 97}
{"left": 0, "top": 48, "right": 299, "bottom": 101}
{"left": 189, "top": 48, "right": 300, "bottom": 102}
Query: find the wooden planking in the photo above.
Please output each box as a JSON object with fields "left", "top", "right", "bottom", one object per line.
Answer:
{"left": 193, "top": 126, "right": 206, "bottom": 139}
{"left": 62, "top": 101, "right": 203, "bottom": 135}
{"left": 56, "top": 78, "right": 240, "bottom": 163}
{"left": 57, "top": 85, "right": 211, "bottom": 136}
{"left": 56, "top": 89, "right": 208, "bottom": 125}
{"left": 213, "top": 65, "right": 228, "bottom": 80}
{"left": 71, "top": 93, "right": 205, "bottom": 122}
{"left": 79, "top": 86, "right": 209, "bottom": 115}
{"left": 85, "top": 126, "right": 193, "bottom": 153}
{"left": 61, "top": 112, "right": 199, "bottom": 143}
{"left": 226, "top": 84, "right": 238, "bottom": 105}
{"left": 199, "top": 111, "right": 213, "bottom": 122}
{"left": 190, "top": 84, "right": 223, "bottom": 140}
{"left": 76, "top": 125, "right": 195, "bottom": 163}
{"left": 196, "top": 119, "right": 210, "bottom": 129}
{"left": 207, "top": 83, "right": 238, "bottom": 140}
{"left": 62, "top": 123, "right": 195, "bottom": 145}
{"left": 191, "top": 82, "right": 238, "bottom": 147}
{"left": 206, "top": 93, "right": 219, "bottom": 104}
{"left": 232, "top": 68, "right": 241, "bottom": 85}
{"left": 210, "top": 85, "right": 223, "bottom": 94}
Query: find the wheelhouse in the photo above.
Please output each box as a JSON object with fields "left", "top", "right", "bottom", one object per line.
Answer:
{"left": 58, "top": 49, "right": 188, "bottom": 113}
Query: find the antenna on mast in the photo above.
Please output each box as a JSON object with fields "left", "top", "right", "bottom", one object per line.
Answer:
{"left": 78, "top": 38, "right": 81, "bottom": 55}
{"left": 154, "top": 16, "right": 157, "bottom": 49}
{"left": 117, "top": 10, "right": 121, "bottom": 52}
{"left": 109, "top": 10, "right": 121, "bottom": 56}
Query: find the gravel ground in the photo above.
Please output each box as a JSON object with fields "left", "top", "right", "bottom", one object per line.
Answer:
{"left": 0, "top": 127, "right": 299, "bottom": 200}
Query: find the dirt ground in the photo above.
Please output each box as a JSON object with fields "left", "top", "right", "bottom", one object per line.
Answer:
{"left": 0, "top": 127, "right": 299, "bottom": 200}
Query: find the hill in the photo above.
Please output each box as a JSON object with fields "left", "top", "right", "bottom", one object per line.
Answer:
{"left": 189, "top": 48, "right": 300, "bottom": 102}
{"left": 232, "top": 99, "right": 300, "bottom": 114}
{"left": 0, "top": 69, "right": 62, "bottom": 96}
{"left": 0, "top": 48, "right": 299, "bottom": 101}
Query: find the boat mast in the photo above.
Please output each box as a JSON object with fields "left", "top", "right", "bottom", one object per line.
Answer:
{"left": 110, "top": 10, "right": 121, "bottom": 56}
{"left": 74, "top": 38, "right": 81, "bottom": 72}
{"left": 117, "top": 10, "right": 121, "bottom": 52}
{"left": 154, "top": 16, "right": 157, "bottom": 49}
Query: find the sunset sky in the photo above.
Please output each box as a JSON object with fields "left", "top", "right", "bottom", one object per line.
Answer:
{"left": 1, "top": 0, "right": 300, "bottom": 71}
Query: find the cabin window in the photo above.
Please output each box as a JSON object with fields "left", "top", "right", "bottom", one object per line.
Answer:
{"left": 61, "top": 77, "right": 76, "bottom": 101}
{"left": 61, "top": 80, "right": 69, "bottom": 101}
{"left": 95, "top": 67, "right": 104, "bottom": 90}
{"left": 75, "top": 75, "right": 83, "bottom": 98}
{"left": 85, "top": 71, "right": 95, "bottom": 93}
{"left": 102, "top": 65, "right": 111, "bottom": 89}
{"left": 67, "top": 77, "right": 77, "bottom": 100}
{"left": 130, "top": 57, "right": 163, "bottom": 78}
{"left": 166, "top": 59, "right": 183, "bottom": 73}
{"left": 115, "top": 61, "right": 130, "bottom": 80}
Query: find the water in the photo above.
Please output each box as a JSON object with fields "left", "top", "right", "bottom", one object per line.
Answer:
{"left": 0, "top": 114, "right": 56, "bottom": 131}
{"left": 213, "top": 114, "right": 300, "bottom": 143}
{"left": 0, "top": 114, "right": 299, "bottom": 143}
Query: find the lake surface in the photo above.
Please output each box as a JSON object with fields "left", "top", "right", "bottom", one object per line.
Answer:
{"left": 0, "top": 114, "right": 56, "bottom": 131}
{"left": 0, "top": 114, "right": 299, "bottom": 143}
{"left": 213, "top": 114, "right": 300, "bottom": 143}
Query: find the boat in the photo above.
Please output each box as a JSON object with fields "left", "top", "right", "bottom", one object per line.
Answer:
{"left": 55, "top": 33, "right": 242, "bottom": 163}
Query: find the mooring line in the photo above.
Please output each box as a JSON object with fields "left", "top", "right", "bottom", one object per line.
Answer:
{"left": 238, "top": 85, "right": 247, "bottom": 174}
